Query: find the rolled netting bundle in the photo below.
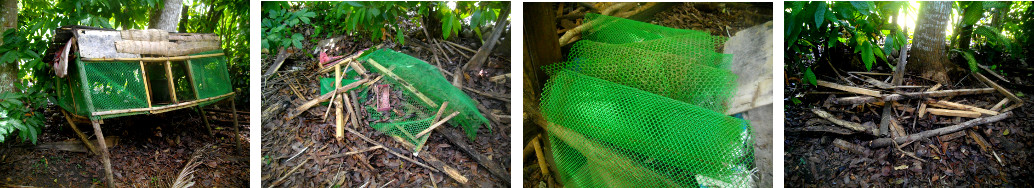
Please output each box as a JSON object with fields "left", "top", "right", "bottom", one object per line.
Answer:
{"left": 540, "top": 13, "right": 755, "bottom": 187}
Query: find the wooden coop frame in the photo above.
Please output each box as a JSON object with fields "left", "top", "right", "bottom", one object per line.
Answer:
{"left": 43, "top": 25, "right": 239, "bottom": 186}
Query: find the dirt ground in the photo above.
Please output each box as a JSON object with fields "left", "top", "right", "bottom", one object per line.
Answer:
{"left": 259, "top": 23, "right": 512, "bottom": 187}
{"left": 524, "top": 2, "right": 773, "bottom": 187}
{"left": 784, "top": 59, "right": 1034, "bottom": 186}
{"left": 0, "top": 105, "right": 250, "bottom": 187}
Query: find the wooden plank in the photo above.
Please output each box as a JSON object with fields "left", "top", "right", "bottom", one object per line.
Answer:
{"left": 816, "top": 80, "right": 881, "bottom": 97}
{"left": 926, "top": 108, "right": 981, "bottom": 118}
{"left": 418, "top": 151, "right": 469, "bottom": 184}
{"left": 917, "top": 83, "right": 941, "bottom": 118}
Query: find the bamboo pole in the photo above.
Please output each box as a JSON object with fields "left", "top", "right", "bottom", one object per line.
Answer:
{"left": 366, "top": 59, "right": 438, "bottom": 108}
{"left": 91, "top": 121, "right": 115, "bottom": 187}
{"left": 92, "top": 92, "right": 234, "bottom": 116}
{"left": 81, "top": 53, "right": 224, "bottom": 62}
{"left": 140, "top": 61, "right": 152, "bottom": 108}
{"left": 62, "top": 110, "right": 98, "bottom": 155}
{"left": 165, "top": 61, "right": 177, "bottom": 103}
{"left": 414, "top": 111, "right": 461, "bottom": 138}
{"left": 287, "top": 78, "right": 369, "bottom": 121}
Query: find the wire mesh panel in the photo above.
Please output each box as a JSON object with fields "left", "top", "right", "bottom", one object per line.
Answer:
{"left": 189, "top": 50, "right": 233, "bottom": 105}
{"left": 80, "top": 59, "right": 149, "bottom": 113}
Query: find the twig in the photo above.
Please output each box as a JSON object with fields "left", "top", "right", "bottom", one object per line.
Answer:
{"left": 327, "top": 146, "right": 384, "bottom": 158}
{"left": 811, "top": 108, "right": 876, "bottom": 135}
{"left": 463, "top": 86, "right": 511, "bottom": 102}
{"left": 270, "top": 157, "right": 310, "bottom": 187}
{"left": 834, "top": 88, "right": 997, "bottom": 104}
{"left": 817, "top": 80, "right": 881, "bottom": 97}
{"left": 287, "top": 78, "right": 369, "bottom": 121}
{"left": 343, "top": 127, "right": 439, "bottom": 172}
{"left": 443, "top": 40, "right": 478, "bottom": 54}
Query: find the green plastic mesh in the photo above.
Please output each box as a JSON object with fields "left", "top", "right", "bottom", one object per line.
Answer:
{"left": 540, "top": 13, "right": 754, "bottom": 187}
{"left": 55, "top": 51, "right": 233, "bottom": 119}
{"left": 357, "top": 49, "right": 489, "bottom": 150}
{"left": 542, "top": 70, "right": 755, "bottom": 187}
{"left": 544, "top": 40, "right": 737, "bottom": 113}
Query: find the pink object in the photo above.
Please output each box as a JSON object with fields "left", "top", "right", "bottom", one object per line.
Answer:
{"left": 377, "top": 84, "right": 391, "bottom": 112}
{"left": 319, "top": 50, "right": 344, "bottom": 67}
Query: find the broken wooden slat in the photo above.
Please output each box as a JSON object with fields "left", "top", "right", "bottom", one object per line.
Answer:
{"left": 917, "top": 83, "right": 941, "bottom": 118}
{"left": 418, "top": 151, "right": 469, "bottom": 184}
{"left": 811, "top": 108, "right": 876, "bottom": 135}
{"left": 415, "top": 111, "right": 461, "bottom": 138}
{"left": 990, "top": 98, "right": 1010, "bottom": 112}
{"left": 343, "top": 127, "right": 438, "bottom": 173}
{"left": 926, "top": 108, "right": 981, "bottom": 118}
{"left": 869, "top": 112, "right": 1012, "bottom": 147}
{"left": 967, "top": 130, "right": 992, "bottom": 153}
{"left": 288, "top": 78, "right": 369, "bottom": 121}
{"left": 938, "top": 131, "right": 967, "bottom": 142}
{"left": 929, "top": 100, "right": 999, "bottom": 116}
{"left": 973, "top": 72, "right": 1023, "bottom": 104}
{"left": 61, "top": 110, "right": 98, "bottom": 154}
{"left": 817, "top": 80, "right": 881, "bottom": 97}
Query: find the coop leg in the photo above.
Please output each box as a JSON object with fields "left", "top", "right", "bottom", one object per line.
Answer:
{"left": 232, "top": 97, "right": 242, "bottom": 150}
{"left": 61, "top": 110, "right": 98, "bottom": 155}
{"left": 91, "top": 120, "right": 115, "bottom": 187}
{"left": 198, "top": 107, "right": 215, "bottom": 137}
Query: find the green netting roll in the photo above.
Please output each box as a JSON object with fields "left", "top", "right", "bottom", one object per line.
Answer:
{"left": 541, "top": 69, "right": 754, "bottom": 187}
{"left": 581, "top": 13, "right": 726, "bottom": 47}
{"left": 359, "top": 49, "right": 489, "bottom": 141}
{"left": 544, "top": 40, "right": 737, "bottom": 113}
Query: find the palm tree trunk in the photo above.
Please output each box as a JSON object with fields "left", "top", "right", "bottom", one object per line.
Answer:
{"left": 907, "top": 1, "right": 959, "bottom": 84}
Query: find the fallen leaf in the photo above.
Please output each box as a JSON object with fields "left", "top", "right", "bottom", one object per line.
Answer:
{"left": 932, "top": 175, "right": 939, "bottom": 182}
{"left": 1003, "top": 129, "right": 1010, "bottom": 136}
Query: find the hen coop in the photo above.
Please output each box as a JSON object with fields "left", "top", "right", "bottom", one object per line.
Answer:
{"left": 43, "top": 25, "right": 239, "bottom": 185}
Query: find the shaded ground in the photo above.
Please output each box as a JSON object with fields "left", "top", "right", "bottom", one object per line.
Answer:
{"left": 524, "top": 2, "right": 773, "bottom": 188}
{"left": 259, "top": 22, "right": 512, "bottom": 187}
{"left": 0, "top": 105, "right": 250, "bottom": 187}
{"left": 784, "top": 65, "right": 1034, "bottom": 186}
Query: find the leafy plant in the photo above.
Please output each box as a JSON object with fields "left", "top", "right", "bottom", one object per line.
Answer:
{"left": 0, "top": 92, "right": 45, "bottom": 144}
{"left": 261, "top": 3, "right": 316, "bottom": 51}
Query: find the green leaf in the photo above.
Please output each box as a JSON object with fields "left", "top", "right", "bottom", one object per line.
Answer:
{"left": 442, "top": 14, "right": 455, "bottom": 39}
{"left": 851, "top": 1, "right": 872, "bottom": 15}
{"left": 962, "top": 3, "right": 983, "bottom": 26}
{"left": 814, "top": 2, "right": 826, "bottom": 27}
{"left": 791, "top": 97, "right": 802, "bottom": 105}
{"left": 804, "top": 67, "right": 817, "bottom": 86}
{"left": 883, "top": 35, "right": 895, "bottom": 55}
{"left": 872, "top": 43, "right": 886, "bottom": 62}
{"left": 0, "top": 52, "right": 18, "bottom": 64}
{"left": 396, "top": 29, "right": 404, "bottom": 45}
{"left": 861, "top": 43, "right": 874, "bottom": 71}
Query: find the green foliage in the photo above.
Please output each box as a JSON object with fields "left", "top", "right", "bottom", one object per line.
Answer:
{"left": 959, "top": 50, "right": 979, "bottom": 73}
{"left": 0, "top": 91, "right": 46, "bottom": 144}
{"left": 803, "top": 67, "right": 817, "bottom": 86}
{"left": 785, "top": 1, "right": 909, "bottom": 88}
{"left": 261, "top": 3, "right": 316, "bottom": 51}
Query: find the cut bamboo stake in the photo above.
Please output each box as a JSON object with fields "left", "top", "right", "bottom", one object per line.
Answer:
{"left": 367, "top": 59, "right": 438, "bottom": 108}
{"left": 533, "top": 133, "right": 549, "bottom": 177}
{"left": 317, "top": 44, "right": 384, "bottom": 74}
{"left": 926, "top": 108, "right": 981, "bottom": 118}
{"left": 91, "top": 121, "right": 115, "bottom": 187}
{"left": 973, "top": 72, "right": 1023, "bottom": 104}
{"left": 335, "top": 65, "right": 345, "bottom": 141}
{"left": 868, "top": 112, "right": 1012, "bottom": 147}
{"left": 344, "top": 94, "right": 358, "bottom": 128}
{"left": 929, "top": 100, "right": 998, "bottom": 116}
{"left": 417, "top": 151, "right": 469, "bottom": 185}
{"left": 415, "top": 111, "right": 461, "bottom": 138}
{"left": 967, "top": 130, "right": 992, "bottom": 153}
{"left": 811, "top": 108, "right": 876, "bottom": 135}
{"left": 917, "top": 83, "right": 940, "bottom": 118}
{"left": 817, "top": 80, "right": 881, "bottom": 97}
{"left": 287, "top": 78, "right": 369, "bottom": 121}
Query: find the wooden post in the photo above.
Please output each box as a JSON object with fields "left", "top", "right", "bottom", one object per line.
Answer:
{"left": 334, "top": 65, "right": 345, "bottom": 141}
{"left": 231, "top": 96, "right": 241, "bottom": 150}
{"left": 198, "top": 107, "right": 214, "bottom": 137}
{"left": 91, "top": 121, "right": 115, "bottom": 187}
{"left": 165, "top": 61, "right": 178, "bottom": 103}
{"left": 62, "top": 110, "right": 98, "bottom": 155}
{"left": 140, "top": 61, "right": 152, "bottom": 108}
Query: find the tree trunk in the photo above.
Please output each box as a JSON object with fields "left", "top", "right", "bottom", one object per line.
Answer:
{"left": 0, "top": 0, "right": 17, "bottom": 93}
{"left": 177, "top": 4, "right": 189, "bottom": 33}
{"left": 148, "top": 0, "right": 183, "bottom": 32}
{"left": 907, "top": 1, "right": 959, "bottom": 84}
{"left": 958, "top": 25, "right": 973, "bottom": 49}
